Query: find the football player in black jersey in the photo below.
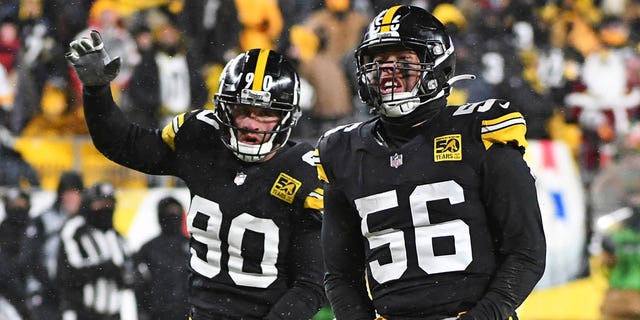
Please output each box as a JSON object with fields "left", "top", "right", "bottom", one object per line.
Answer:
{"left": 314, "top": 5, "right": 546, "bottom": 320}
{"left": 65, "top": 31, "right": 325, "bottom": 319}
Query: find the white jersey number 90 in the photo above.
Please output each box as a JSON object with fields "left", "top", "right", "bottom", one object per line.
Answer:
{"left": 187, "top": 195, "right": 279, "bottom": 288}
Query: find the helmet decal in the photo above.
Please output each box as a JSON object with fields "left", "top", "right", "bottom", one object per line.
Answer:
{"left": 251, "top": 49, "right": 270, "bottom": 91}
{"left": 378, "top": 5, "right": 402, "bottom": 33}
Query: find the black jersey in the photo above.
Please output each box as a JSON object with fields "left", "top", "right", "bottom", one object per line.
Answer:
{"left": 315, "top": 99, "right": 546, "bottom": 320}
{"left": 83, "top": 86, "right": 325, "bottom": 320}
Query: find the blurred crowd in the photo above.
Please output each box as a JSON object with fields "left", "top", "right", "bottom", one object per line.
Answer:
{"left": 0, "top": 0, "right": 639, "bottom": 191}
{"left": 0, "top": 172, "right": 192, "bottom": 320}
{"left": 0, "top": 0, "right": 640, "bottom": 318}
{"left": 0, "top": 0, "right": 637, "bottom": 186}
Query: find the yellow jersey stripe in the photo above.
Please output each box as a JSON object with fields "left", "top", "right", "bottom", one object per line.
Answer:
{"left": 313, "top": 149, "right": 329, "bottom": 183}
{"left": 304, "top": 188, "right": 324, "bottom": 210}
{"left": 161, "top": 113, "right": 186, "bottom": 150}
{"left": 481, "top": 112, "right": 527, "bottom": 150}
{"left": 316, "top": 163, "right": 328, "bottom": 183}
{"left": 304, "top": 195, "right": 323, "bottom": 211}
{"left": 380, "top": 5, "right": 402, "bottom": 33}
{"left": 481, "top": 112, "right": 525, "bottom": 129}
{"left": 252, "top": 49, "right": 270, "bottom": 91}
{"left": 161, "top": 123, "right": 176, "bottom": 150}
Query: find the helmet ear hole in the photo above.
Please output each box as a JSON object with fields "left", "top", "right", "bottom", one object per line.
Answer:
{"left": 357, "top": 78, "right": 370, "bottom": 105}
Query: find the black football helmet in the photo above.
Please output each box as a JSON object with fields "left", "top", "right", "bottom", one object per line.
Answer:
{"left": 355, "top": 5, "right": 456, "bottom": 117}
{"left": 213, "top": 49, "right": 301, "bottom": 162}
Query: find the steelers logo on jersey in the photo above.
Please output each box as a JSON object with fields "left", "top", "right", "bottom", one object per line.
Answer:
{"left": 270, "top": 172, "right": 302, "bottom": 204}
{"left": 434, "top": 134, "right": 462, "bottom": 162}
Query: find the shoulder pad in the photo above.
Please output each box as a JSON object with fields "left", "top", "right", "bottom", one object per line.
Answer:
{"left": 274, "top": 142, "right": 324, "bottom": 212}
{"left": 285, "top": 141, "right": 317, "bottom": 168}
{"left": 161, "top": 109, "right": 217, "bottom": 150}
{"left": 450, "top": 99, "right": 527, "bottom": 150}
{"left": 314, "top": 121, "right": 365, "bottom": 183}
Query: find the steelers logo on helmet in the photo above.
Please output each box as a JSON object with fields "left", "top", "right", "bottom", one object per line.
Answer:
{"left": 355, "top": 5, "right": 456, "bottom": 117}
{"left": 213, "top": 49, "right": 301, "bottom": 162}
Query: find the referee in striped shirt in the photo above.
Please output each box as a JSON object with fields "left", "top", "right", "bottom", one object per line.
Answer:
{"left": 57, "top": 182, "right": 132, "bottom": 320}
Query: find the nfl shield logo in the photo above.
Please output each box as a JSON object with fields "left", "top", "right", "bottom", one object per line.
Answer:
{"left": 234, "top": 171, "right": 247, "bottom": 186}
{"left": 390, "top": 153, "right": 403, "bottom": 168}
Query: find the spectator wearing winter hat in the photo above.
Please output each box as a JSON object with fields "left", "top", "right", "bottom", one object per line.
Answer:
{"left": 18, "top": 170, "right": 84, "bottom": 320}
{"left": 133, "top": 196, "right": 189, "bottom": 320}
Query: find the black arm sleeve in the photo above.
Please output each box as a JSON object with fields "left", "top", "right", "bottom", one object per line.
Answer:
{"left": 266, "top": 213, "right": 325, "bottom": 320}
{"left": 82, "top": 85, "right": 176, "bottom": 175}
{"left": 322, "top": 183, "right": 376, "bottom": 320}
{"left": 462, "top": 144, "right": 546, "bottom": 319}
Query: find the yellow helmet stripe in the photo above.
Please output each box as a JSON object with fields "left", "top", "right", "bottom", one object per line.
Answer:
{"left": 380, "top": 5, "right": 402, "bottom": 33}
{"left": 252, "top": 49, "right": 270, "bottom": 91}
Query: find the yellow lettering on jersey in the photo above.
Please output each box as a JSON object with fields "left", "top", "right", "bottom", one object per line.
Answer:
{"left": 304, "top": 188, "right": 324, "bottom": 210}
{"left": 270, "top": 172, "right": 302, "bottom": 204}
{"left": 434, "top": 134, "right": 462, "bottom": 162}
{"left": 161, "top": 113, "right": 185, "bottom": 150}
{"left": 481, "top": 112, "right": 527, "bottom": 150}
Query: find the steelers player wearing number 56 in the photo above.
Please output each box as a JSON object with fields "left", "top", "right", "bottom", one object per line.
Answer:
{"left": 314, "top": 5, "right": 546, "bottom": 320}
{"left": 65, "top": 30, "right": 325, "bottom": 320}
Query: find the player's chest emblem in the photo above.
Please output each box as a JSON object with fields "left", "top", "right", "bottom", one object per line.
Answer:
{"left": 390, "top": 153, "right": 403, "bottom": 168}
{"left": 234, "top": 171, "right": 247, "bottom": 186}
{"left": 270, "top": 172, "right": 302, "bottom": 204}
{"left": 434, "top": 134, "right": 462, "bottom": 162}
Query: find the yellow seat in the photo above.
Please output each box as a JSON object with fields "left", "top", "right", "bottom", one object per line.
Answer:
{"left": 14, "top": 136, "right": 148, "bottom": 190}
{"left": 14, "top": 137, "right": 75, "bottom": 190}
{"left": 78, "top": 140, "right": 148, "bottom": 188}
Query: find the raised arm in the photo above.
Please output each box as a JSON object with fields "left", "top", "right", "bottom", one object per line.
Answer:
{"left": 66, "top": 30, "right": 176, "bottom": 175}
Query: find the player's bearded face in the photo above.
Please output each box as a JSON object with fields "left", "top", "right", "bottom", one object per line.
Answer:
{"left": 368, "top": 50, "right": 421, "bottom": 95}
{"left": 230, "top": 105, "right": 283, "bottom": 144}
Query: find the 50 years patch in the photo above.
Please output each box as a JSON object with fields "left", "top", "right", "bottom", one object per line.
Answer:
{"left": 270, "top": 172, "right": 302, "bottom": 203}
{"left": 434, "top": 134, "right": 462, "bottom": 162}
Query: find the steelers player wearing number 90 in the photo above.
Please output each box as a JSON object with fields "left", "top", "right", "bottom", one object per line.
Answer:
{"left": 314, "top": 5, "right": 546, "bottom": 320}
{"left": 65, "top": 30, "right": 325, "bottom": 319}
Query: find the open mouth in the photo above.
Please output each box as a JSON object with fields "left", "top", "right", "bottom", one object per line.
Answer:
{"left": 379, "top": 77, "right": 403, "bottom": 94}
{"left": 238, "top": 133, "right": 262, "bottom": 145}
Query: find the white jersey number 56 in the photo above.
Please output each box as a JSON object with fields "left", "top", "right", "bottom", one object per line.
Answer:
{"left": 354, "top": 180, "right": 472, "bottom": 283}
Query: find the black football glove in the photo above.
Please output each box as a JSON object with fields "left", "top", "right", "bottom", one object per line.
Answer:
{"left": 65, "top": 30, "right": 121, "bottom": 86}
